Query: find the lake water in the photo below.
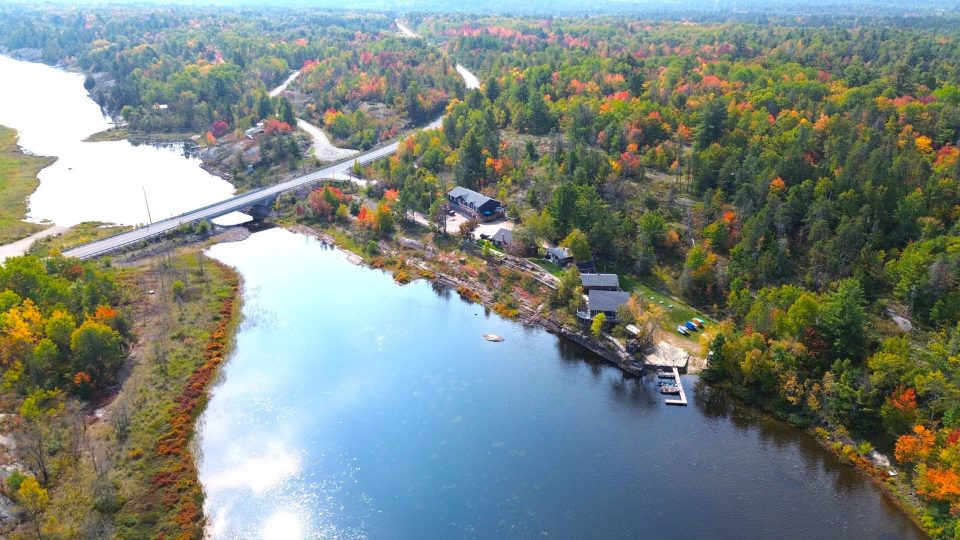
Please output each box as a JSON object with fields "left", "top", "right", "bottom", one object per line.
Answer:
{"left": 200, "top": 227, "right": 924, "bottom": 539}
{"left": 0, "top": 55, "right": 235, "bottom": 227}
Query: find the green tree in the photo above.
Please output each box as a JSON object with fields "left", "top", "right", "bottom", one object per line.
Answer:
{"left": 29, "top": 339, "right": 57, "bottom": 388}
{"left": 277, "top": 97, "right": 296, "bottom": 126}
{"left": 256, "top": 92, "right": 273, "bottom": 121}
{"left": 695, "top": 97, "right": 728, "bottom": 150}
{"left": 552, "top": 266, "right": 582, "bottom": 309}
{"left": 818, "top": 278, "right": 867, "bottom": 361}
{"left": 70, "top": 320, "right": 123, "bottom": 384}
{"left": 591, "top": 312, "right": 607, "bottom": 338}
{"left": 44, "top": 310, "right": 75, "bottom": 356}
{"left": 638, "top": 211, "right": 667, "bottom": 247}
{"left": 454, "top": 128, "right": 485, "bottom": 190}
{"left": 561, "top": 228, "right": 592, "bottom": 263}
{"left": 527, "top": 91, "right": 555, "bottom": 135}
{"left": 548, "top": 182, "right": 578, "bottom": 237}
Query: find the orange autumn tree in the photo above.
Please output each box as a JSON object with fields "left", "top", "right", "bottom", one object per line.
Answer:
{"left": 895, "top": 424, "right": 935, "bottom": 465}
{"left": 918, "top": 467, "right": 960, "bottom": 505}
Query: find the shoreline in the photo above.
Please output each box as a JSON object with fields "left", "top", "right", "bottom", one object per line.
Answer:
{"left": 55, "top": 220, "right": 926, "bottom": 537}
{"left": 281, "top": 221, "right": 931, "bottom": 537}
{"left": 286, "top": 223, "right": 659, "bottom": 377}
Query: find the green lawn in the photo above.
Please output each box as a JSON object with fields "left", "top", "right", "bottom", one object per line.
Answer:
{"left": 618, "top": 273, "right": 713, "bottom": 329}
{"left": 529, "top": 257, "right": 564, "bottom": 276}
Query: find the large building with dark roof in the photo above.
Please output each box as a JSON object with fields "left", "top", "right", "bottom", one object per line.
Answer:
{"left": 447, "top": 186, "right": 503, "bottom": 221}
{"left": 580, "top": 273, "right": 620, "bottom": 291}
{"left": 583, "top": 290, "right": 631, "bottom": 320}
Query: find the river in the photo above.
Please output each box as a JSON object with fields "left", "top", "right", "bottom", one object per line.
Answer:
{"left": 0, "top": 55, "right": 235, "bottom": 229}
{"left": 199, "top": 227, "right": 924, "bottom": 540}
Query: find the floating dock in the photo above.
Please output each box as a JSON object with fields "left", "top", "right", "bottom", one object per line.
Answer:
{"left": 663, "top": 367, "right": 688, "bottom": 406}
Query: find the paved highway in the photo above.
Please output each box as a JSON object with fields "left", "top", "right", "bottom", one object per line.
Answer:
{"left": 62, "top": 140, "right": 400, "bottom": 259}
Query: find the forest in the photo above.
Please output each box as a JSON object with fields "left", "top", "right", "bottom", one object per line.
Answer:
{"left": 0, "top": 6, "right": 465, "bottom": 149}
{"left": 353, "top": 14, "right": 960, "bottom": 535}
{"left": 1, "top": 2, "right": 960, "bottom": 537}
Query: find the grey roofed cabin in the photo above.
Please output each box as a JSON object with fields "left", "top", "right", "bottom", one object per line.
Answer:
{"left": 580, "top": 273, "right": 619, "bottom": 291}
{"left": 585, "top": 290, "right": 631, "bottom": 319}
{"left": 446, "top": 186, "right": 503, "bottom": 221}
{"left": 546, "top": 246, "right": 573, "bottom": 266}
{"left": 490, "top": 228, "right": 513, "bottom": 247}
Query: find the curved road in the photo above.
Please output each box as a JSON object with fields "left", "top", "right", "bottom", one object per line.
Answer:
{"left": 64, "top": 62, "right": 480, "bottom": 260}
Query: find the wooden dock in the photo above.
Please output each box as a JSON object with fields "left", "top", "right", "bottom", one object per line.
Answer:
{"left": 664, "top": 367, "right": 688, "bottom": 406}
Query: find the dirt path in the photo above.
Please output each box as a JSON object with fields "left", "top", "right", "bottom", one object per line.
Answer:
{"left": 0, "top": 225, "right": 65, "bottom": 260}
{"left": 456, "top": 64, "right": 480, "bottom": 89}
{"left": 296, "top": 119, "right": 359, "bottom": 162}
{"left": 268, "top": 70, "right": 300, "bottom": 97}
{"left": 396, "top": 20, "right": 420, "bottom": 39}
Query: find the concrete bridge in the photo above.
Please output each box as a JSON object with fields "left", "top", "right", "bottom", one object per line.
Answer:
{"left": 62, "top": 140, "right": 399, "bottom": 259}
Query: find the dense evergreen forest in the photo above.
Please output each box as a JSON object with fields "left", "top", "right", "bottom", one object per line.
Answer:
{"left": 3, "top": 2, "right": 960, "bottom": 536}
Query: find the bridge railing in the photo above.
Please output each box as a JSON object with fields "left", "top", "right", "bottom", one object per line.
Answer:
{"left": 62, "top": 118, "right": 433, "bottom": 259}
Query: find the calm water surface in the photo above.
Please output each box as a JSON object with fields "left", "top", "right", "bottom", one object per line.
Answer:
{"left": 199, "top": 228, "right": 924, "bottom": 539}
{"left": 0, "top": 55, "right": 234, "bottom": 227}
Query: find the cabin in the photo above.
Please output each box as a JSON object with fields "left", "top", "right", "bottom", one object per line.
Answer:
{"left": 580, "top": 273, "right": 619, "bottom": 292}
{"left": 244, "top": 122, "right": 266, "bottom": 139}
{"left": 546, "top": 246, "right": 573, "bottom": 266}
{"left": 576, "top": 260, "right": 597, "bottom": 274}
{"left": 578, "top": 290, "right": 631, "bottom": 321}
{"left": 446, "top": 186, "right": 503, "bottom": 221}
{"left": 490, "top": 228, "right": 513, "bottom": 248}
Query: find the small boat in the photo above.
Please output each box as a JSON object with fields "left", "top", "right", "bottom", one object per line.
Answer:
{"left": 657, "top": 369, "right": 674, "bottom": 379}
{"left": 657, "top": 380, "right": 676, "bottom": 387}
{"left": 684, "top": 321, "right": 698, "bottom": 331}
{"left": 483, "top": 333, "right": 504, "bottom": 342}
{"left": 692, "top": 317, "right": 705, "bottom": 327}
{"left": 677, "top": 325, "right": 689, "bottom": 336}
{"left": 660, "top": 385, "right": 681, "bottom": 394}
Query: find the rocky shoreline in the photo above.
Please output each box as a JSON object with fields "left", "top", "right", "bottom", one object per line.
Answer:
{"left": 286, "top": 223, "right": 649, "bottom": 377}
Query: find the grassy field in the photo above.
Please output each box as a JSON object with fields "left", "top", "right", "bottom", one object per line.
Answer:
{"left": 38, "top": 249, "right": 240, "bottom": 538}
{"left": 619, "top": 273, "right": 712, "bottom": 328}
{"left": 529, "top": 257, "right": 564, "bottom": 276}
{"left": 0, "top": 126, "right": 54, "bottom": 244}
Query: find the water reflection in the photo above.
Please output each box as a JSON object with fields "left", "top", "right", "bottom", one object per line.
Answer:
{"left": 200, "top": 228, "right": 925, "bottom": 540}
{"left": 0, "top": 55, "right": 234, "bottom": 227}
